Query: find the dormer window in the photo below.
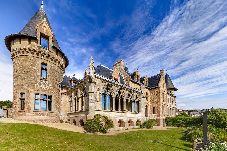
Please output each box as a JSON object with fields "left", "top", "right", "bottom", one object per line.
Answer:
{"left": 40, "top": 34, "right": 49, "bottom": 49}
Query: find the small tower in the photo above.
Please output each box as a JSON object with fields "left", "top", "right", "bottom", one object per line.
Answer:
{"left": 5, "top": 2, "right": 69, "bottom": 122}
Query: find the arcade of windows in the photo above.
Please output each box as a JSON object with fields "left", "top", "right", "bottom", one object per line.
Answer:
{"left": 34, "top": 93, "right": 52, "bottom": 111}
{"left": 101, "top": 94, "right": 140, "bottom": 113}
{"left": 69, "top": 96, "right": 85, "bottom": 112}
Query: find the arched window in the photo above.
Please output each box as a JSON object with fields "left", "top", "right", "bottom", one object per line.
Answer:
{"left": 145, "top": 105, "right": 148, "bottom": 117}
{"left": 102, "top": 94, "right": 106, "bottom": 110}
{"left": 102, "top": 94, "right": 111, "bottom": 110}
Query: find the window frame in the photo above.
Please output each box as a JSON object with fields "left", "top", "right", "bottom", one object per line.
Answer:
{"left": 19, "top": 92, "right": 25, "bottom": 110}
{"left": 40, "top": 34, "right": 49, "bottom": 49}
{"left": 34, "top": 93, "right": 52, "bottom": 112}
{"left": 41, "top": 63, "right": 47, "bottom": 79}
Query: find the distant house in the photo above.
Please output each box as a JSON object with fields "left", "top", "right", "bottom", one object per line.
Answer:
{"left": 0, "top": 109, "right": 4, "bottom": 118}
{"left": 189, "top": 110, "right": 202, "bottom": 117}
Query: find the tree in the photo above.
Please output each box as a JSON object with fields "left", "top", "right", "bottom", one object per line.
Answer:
{"left": 0, "top": 100, "right": 12, "bottom": 108}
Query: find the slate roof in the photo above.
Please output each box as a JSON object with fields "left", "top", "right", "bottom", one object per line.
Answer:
{"left": 145, "top": 74, "right": 177, "bottom": 90}
{"left": 94, "top": 64, "right": 177, "bottom": 90}
{"left": 165, "top": 74, "right": 177, "bottom": 90}
{"left": 19, "top": 8, "right": 61, "bottom": 50}
{"left": 61, "top": 75, "right": 72, "bottom": 87}
{"left": 5, "top": 7, "right": 69, "bottom": 67}
{"left": 95, "top": 65, "right": 113, "bottom": 79}
{"left": 147, "top": 74, "right": 161, "bottom": 88}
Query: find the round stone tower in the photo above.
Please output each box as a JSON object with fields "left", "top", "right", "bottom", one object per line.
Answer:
{"left": 5, "top": 2, "right": 69, "bottom": 122}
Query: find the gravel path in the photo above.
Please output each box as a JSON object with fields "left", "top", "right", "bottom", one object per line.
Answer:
{"left": 0, "top": 118, "right": 84, "bottom": 133}
{"left": 0, "top": 118, "right": 170, "bottom": 135}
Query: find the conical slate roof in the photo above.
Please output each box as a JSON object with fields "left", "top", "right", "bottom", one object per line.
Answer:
{"left": 18, "top": 8, "right": 60, "bottom": 50}
{"left": 5, "top": 3, "right": 69, "bottom": 67}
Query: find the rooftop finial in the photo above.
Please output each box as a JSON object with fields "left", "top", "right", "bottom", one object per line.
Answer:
{"left": 40, "top": 1, "right": 44, "bottom": 10}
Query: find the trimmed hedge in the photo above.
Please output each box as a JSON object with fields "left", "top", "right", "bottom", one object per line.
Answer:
{"left": 84, "top": 114, "right": 114, "bottom": 133}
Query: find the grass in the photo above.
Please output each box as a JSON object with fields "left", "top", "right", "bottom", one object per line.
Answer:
{"left": 0, "top": 123, "right": 192, "bottom": 151}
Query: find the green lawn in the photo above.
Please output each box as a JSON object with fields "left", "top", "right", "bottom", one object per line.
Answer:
{"left": 0, "top": 123, "right": 192, "bottom": 151}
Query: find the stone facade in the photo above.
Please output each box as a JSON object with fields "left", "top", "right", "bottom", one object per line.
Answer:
{"left": 61, "top": 58, "right": 177, "bottom": 128}
{"left": 5, "top": 5, "right": 68, "bottom": 122}
{"left": 5, "top": 3, "right": 177, "bottom": 127}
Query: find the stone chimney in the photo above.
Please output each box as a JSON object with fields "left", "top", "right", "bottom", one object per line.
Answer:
{"left": 160, "top": 69, "right": 165, "bottom": 77}
{"left": 143, "top": 76, "right": 148, "bottom": 86}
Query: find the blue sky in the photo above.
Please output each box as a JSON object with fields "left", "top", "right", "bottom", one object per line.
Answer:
{"left": 0, "top": 0, "right": 227, "bottom": 109}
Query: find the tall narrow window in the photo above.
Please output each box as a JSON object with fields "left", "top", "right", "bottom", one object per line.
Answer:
{"left": 134, "top": 101, "right": 137, "bottom": 112}
{"left": 102, "top": 94, "right": 106, "bottom": 110}
{"left": 34, "top": 94, "right": 40, "bottom": 110}
{"left": 153, "top": 107, "right": 156, "bottom": 114}
{"left": 69, "top": 101, "right": 73, "bottom": 112}
{"left": 40, "top": 35, "right": 49, "bottom": 49}
{"left": 20, "top": 93, "right": 25, "bottom": 110}
{"left": 74, "top": 98, "right": 77, "bottom": 111}
{"left": 145, "top": 105, "right": 148, "bottom": 117}
{"left": 48, "top": 95, "right": 52, "bottom": 111}
{"left": 106, "top": 95, "right": 110, "bottom": 110}
{"left": 41, "top": 63, "right": 47, "bottom": 79}
{"left": 41, "top": 94, "right": 47, "bottom": 111}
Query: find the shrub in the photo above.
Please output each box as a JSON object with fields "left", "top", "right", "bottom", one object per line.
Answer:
{"left": 141, "top": 119, "right": 157, "bottom": 129}
{"left": 165, "top": 114, "right": 202, "bottom": 127}
{"left": 136, "top": 120, "right": 142, "bottom": 127}
{"left": 183, "top": 126, "right": 227, "bottom": 142}
{"left": 183, "top": 127, "right": 203, "bottom": 142}
{"left": 84, "top": 114, "right": 114, "bottom": 133}
{"left": 208, "top": 109, "right": 227, "bottom": 129}
{"left": 206, "top": 142, "right": 227, "bottom": 151}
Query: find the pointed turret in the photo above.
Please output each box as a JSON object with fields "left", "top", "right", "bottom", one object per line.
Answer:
{"left": 5, "top": 1, "right": 68, "bottom": 67}
{"left": 4, "top": 1, "right": 69, "bottom": 122}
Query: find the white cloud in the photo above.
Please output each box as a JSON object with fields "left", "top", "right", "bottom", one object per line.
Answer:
{"left": 0, "top": 53, "right": 13, "bottom": 100}
{"left": 121, "top": 0, "right": 227, "bottom": 107}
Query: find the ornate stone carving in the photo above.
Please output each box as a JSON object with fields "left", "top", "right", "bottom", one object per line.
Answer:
{"left": 35, "top": 80, "right": 52, "bottom": 90}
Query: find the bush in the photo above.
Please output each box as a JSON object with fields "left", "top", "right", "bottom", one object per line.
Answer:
{"left": 206, "top": 142, "right": 227, "bottom": 151}
{"left": 84, "top": 114, "right": 114, "bottom": 133}
{"left": 136, "top": 120, "right": 142, "bottom": 127}
{"left": 141, "top": 119, "right": 157, "bottom": 129}
{"left": 183, "top": 127, "right": 203, "bottom": 142}
{"left": 208, "top": 109, "right": 227, "bottom": 129}
{"left": 183, "top": 126, "right": 227, "bottom": 142}
{"left": 165, "top": 115, "right": 202, "bottom": 127}
{"left": 0, "top": 100, "right": 12, "bottom": 108}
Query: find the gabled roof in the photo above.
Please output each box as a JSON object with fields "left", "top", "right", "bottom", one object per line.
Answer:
{"left": 95, "top": 65, "right": 113, "bottom": 79}
{"left": 165, "top": 74, "right": 178, "bottom": 90}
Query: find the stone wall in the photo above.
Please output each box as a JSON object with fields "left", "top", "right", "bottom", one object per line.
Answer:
{"left": 10, "top": 35, "right": 66, "bottom": 122}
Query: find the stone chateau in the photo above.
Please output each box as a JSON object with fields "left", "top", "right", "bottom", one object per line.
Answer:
{"left": 5, "top": 2, "right": 177, "bottom": 128}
